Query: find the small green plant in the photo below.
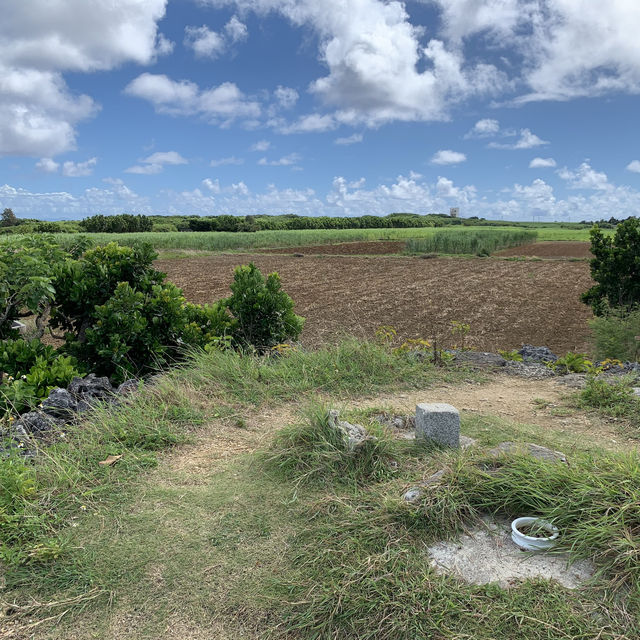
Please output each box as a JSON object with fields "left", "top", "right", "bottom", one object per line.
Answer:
{"left": 580, "top": 377, "right": 635, "bottom": 414}
{"left": 498, "top": 349, "right": 523, "bottom": 362}
{"left": 551, "top": 351, "right": 593, "bottom": 373}
{"left": 375, "top": 325, "right": 397, "bottom": 345}
{"left": 589, "top": 306, "right": 640, "bottom": 361}
{"left": 449, "top": 320, "right": 471, "bottom": 350}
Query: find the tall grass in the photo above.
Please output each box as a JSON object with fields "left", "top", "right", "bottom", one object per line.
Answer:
{"left": 590, "top": 307, "right": 640, "bottom": 361}
{"left": 405, "top": 229, "right": 538, "bottom": 255}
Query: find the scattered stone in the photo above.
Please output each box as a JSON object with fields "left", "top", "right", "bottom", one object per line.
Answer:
{"left": 450, "top": 350, "right": 506, "bottom": 368}
{"left": 402, "top": 469, "right": 448, "bottom": 503}
{"left": 117, "top": 379, "right": 141, "bottom": 396}
{"left": 416, "top": 403, "right": 460, "bottom": 448}
{"left": 459, "top": 435, "right": 478, "bottom": 449}
{"left": 488, "top": 441, "right": 567, "bottom": 464}
{"left": 519, "top": 345, "right": 558, "bottom": 364}
{"left": 13, "top": 411, "right": 64, "bottom": 436}
{"left": 633, "top": 388, "right": 640, "bottom": 398}
{"left": 327, "top": 410, "right": 373, "bottom": 452}
{"left": 41, "top": 388, "right": 78, "bottom": 419}
{"left": 373, "top": 413, "right": 415, "bottom": 430}
{"left": 68, "top": 374, "right": 114, "bottom": 403}
{"left": 503, "top": 361, "right": 556, "bottom": 379}
{"left": 556, "top": 373, "right": 587, "bottom": 389}
{"left": 427, "top": 517, "right": 594, "bottom": 589}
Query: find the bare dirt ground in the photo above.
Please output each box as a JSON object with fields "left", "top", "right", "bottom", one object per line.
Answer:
{"left": 261, "top": 240, "right": 405, "bottom": 255}
{"left": 495, "top": 241, "right": 592, "bottom": 258}
{"left": 156, "top": 254, "right": 594, "bottom": 354}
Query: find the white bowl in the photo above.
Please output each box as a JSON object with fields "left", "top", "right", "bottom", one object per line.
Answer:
{"left": 511, "top": 517, "right": 559, "bottom": 551}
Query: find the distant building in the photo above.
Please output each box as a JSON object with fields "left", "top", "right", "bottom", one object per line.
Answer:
{"left": 449, "top": 207, "right": 459, "bottom": 218}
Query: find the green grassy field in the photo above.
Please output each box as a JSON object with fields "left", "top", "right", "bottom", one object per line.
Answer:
{"left": 2, "top": 342, "right": 639, "bottom": 639}
{"left": 10, "top": 224, "right": 595, "bottom": 253}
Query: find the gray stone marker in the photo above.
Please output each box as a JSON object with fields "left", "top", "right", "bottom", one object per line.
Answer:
{"left": 415, "top": 403, "right": 460, "bottom": 448}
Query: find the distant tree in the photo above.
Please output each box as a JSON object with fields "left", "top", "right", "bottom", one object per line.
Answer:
{"left": 1, "top": 208, "right": 17, "bottom": 227}
{"left": 582, "top": 217, "right": 640, "bottom": 315}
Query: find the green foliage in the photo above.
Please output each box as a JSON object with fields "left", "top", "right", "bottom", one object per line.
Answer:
{"left": 50, "top": 241, "right": 165, "bottom": 341}
{"left": 582, "top": 218, "right": 640, "bottom": 314}
{"left": 227, "top": 263, "right": 304, "bottom": 351}
{"left": 498, "top": 349, "right": 523, "bottom": 361}
{"left": 79, "top": 282, "right": 190, "bottom": 381}
{"left": 1, "top": 208, "right": 18, "bottom": 227}
{"left": 580, "top": 376, "right": 637, "bottom": 418}
{"left": 0, "top": 235, "right": 67, "bottom": 339}
{"left": 181, "top": 301, "right": 234, "bottom": 350}
{"left": 551, "top": 351, "right": 593, "bottom": 373}
{"left": 405, "top": 229, "right": 537, "bottom": 255}
{"left": 590, "top": 307, "right": 640, "bottom": 361}
{"left": 0, "top": 338, "right": 83, "bottom": 412}
{"left": 79, "top": 214, "right": 153, "bottom": 233}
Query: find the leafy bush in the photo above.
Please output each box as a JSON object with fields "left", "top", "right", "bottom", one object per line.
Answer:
{"left": 50, "top": 241, "right": 165, "bottom": 342}
{"left": 590, "top": 307, "right": 640, "bottom": 361}
{"left": 0, "top": 235, "right": 67, "bottom": 339}
{"left": 0, "top": 338, "right": 83, "bottom": 413}
{"left": 227, "top": 263, "right": 304, "bottom": 351}
{"left": 582, "top": 218, "right": 640, "bottom": 314}
{"left": 79, "top": 213, "right": 153, "bottom": 233}
{"left": 580, "top": 377, "right": 636, "bottom": 415}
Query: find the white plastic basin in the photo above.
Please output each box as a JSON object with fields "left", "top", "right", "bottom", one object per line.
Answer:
{"left": 511, "top": 517, "right": 559, "bottom": 551}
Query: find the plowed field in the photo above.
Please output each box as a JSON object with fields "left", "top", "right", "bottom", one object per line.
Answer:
{"left": 157, "top": 254, "right": 594, "bottom": 354}
{"left": 262, "top": 241, "right": 405, "bottom": 255}
{"left": 495, "top": 241, "right": 592, "bottom": 258}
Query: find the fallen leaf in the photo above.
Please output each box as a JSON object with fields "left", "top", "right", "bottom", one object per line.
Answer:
{"left": 99, "top": 454, "right": 123, "bottom": 466}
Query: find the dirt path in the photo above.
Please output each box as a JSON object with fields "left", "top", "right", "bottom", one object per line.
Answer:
{"left": 165, "top": 375, "right": 628, "bottom": 478}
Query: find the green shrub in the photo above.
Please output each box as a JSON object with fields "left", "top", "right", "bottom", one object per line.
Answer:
{"left": 590, "top": 307, "right": 640, "bottom": 361}
{"left": 580, "top": 377, "right": 635, "bottom": 415}
{"left": 0, "top": 235, "right": 68, "bottom": 339}
{"left": 151, "top": 222, "right": 178, "bottom": 233}
{"left": 582, "top": 218, "right": 640, "bottom": 314}
{"left": 181, "top": 301, "right": 235, "bottom": 350}
{"left": 0, "top": 339, "right": 83, "bottom": 413}
{"left": 552, "top": 351, "right": 593, "bottom": 373}
{"left": 227, "top": 263, "right": 304, "bottom": 351}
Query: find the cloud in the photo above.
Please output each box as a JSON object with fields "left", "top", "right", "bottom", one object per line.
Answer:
{"left": 626, "top": 160, "right": 640, "bottom": 174}
{"left": 274, "top": 86, "right": 299, "bottom": 110}
{"left": 488, "top": 128, "right": 548, "bottom": 150}
{"left": 258, "top": 153, "right": 301, "bottom": 166}
{"left": 36, "top": 158, "right": 60, "bottom": 173}
{"left": 430, "top": 1, "right": 640, "bottom": 103}
{"left": 529, "top": 157, "right": 557, "bottom": 168}
{"left": 0, "top": 0, "right": 168, "bottom": 157}
{"left": 279, "top": 113, "right": 337, "bottom": 134}
{"left": 202, "top": 0, "right": 505, "bottom": 127}
{"left": 225, "top": 16, "right": 248, "bottom": 43}
{"left": 184, "top": 16, "right": 247, "bottom": 59}
{"left": 124, "top": 73, "right": 261, "bottom": 124}
{"left": 465, "top": 118, "right": 500, "bottom": 138}
{"left": 431, "top": 149, "right": 467, "bottom": 165}
{"left": 210, "top": 156, "right": 244, "bottom": 166}
{"left": 125, "top": 150, "right": 187, "bottom": 174}
{"left": 557, "top": 162, "right": 610, "bottom": 190}
{"left": 250, "top": 140, "right": 271, "bottom": 152}
{"left": 62, "top": 157, "right": 98, "bottom": 177}
{"left": 335, "top": 133, "right": 363, "bottom": 145}
{"left": 202, "top": 178, "right": 221, "bottom": 193}
{"left": 184, "top": 25, "right": 225, "bottom": 58}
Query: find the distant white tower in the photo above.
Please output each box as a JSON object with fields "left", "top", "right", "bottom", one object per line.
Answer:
{"left": 449, "top": 207, "right": 459, "bottom": 218}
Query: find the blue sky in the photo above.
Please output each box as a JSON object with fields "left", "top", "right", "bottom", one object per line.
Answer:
{"left": 1, "top": 0, "right": 640, "bottom": 221}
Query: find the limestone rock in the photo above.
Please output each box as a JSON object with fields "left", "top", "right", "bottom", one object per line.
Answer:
{"left": 41, "top": 388, "right": 78, "bottom": 419}
{"left": 488, "top": 441, "right": 567, "bottom": 464}
{"left": 327, "top": 410, "right": 374, "bottom": 452}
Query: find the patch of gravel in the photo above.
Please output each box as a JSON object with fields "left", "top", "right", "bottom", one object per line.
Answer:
{"left": 503, "top": 361, "right": 556, "bottom": 378}
{"left": 428, "top": 518, "right": 594, "bottom": 589}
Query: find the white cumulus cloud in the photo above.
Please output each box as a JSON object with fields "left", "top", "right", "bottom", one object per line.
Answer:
{"left": 489, "top": 128, "right": 548, "bottom": 150}
{"left": 125, "top": 150, "right": 187, "bottom": 174}
{"left": 529, "top": 157, "right": 557, "bottom": 168}
{"left": 626, "top": 160, "right": 640, "bottom": 173}
{"left": 335, "top": 133, "right": 363, "bottom": 145}
{"left": 431, "top": 150, "right": 467, "bottom": 165}
{"left": 258, "top": 153, "right": 301, "bottom": 166}
{"left": 0, "top": 0, "right": 168, "bottom": 157}
{"left": 124, "top": 73, "right": 261, "bottom": 125}
{"left": 62, "top": 157, "right": 98, "bottom": 177}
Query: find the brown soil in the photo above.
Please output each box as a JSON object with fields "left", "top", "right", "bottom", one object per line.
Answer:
{"left": 156, "top": 254, "right": 594, "bottom": 354}
{"left": 261, "top": 240, "right": 405, "bottom": 255}
{"left": 495, "top": 241, "right": 592, "bottom": 258}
